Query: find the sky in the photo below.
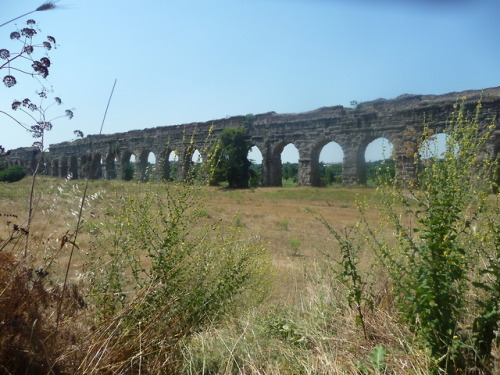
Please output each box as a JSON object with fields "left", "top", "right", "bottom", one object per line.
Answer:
{"left": 1, "top": 0, "right": 499, "bottom": 163}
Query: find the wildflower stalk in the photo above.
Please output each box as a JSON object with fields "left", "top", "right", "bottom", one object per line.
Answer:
{"left": 0, "top": 2, "right": 58, "bottom": 29}
{"left": 56, "top": 79, "right": 117, "bottom": 328}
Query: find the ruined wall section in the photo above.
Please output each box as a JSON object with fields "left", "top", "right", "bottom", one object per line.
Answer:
{"left": 2, "top": 86, "right": 500, "bottom": 186}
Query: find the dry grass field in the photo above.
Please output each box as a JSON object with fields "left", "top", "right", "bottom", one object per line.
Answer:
{"left": 0, "top": 178, "right": 379, "bottom": 302}
{"left": 0, "top": 176, "right": 497, "bottom": 374}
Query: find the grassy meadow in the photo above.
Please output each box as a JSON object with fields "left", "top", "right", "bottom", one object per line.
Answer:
{"left": 0, "top": 172, "right": 497, "bottom": 374}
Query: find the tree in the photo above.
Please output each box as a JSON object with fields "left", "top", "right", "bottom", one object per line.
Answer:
{"left": 210, "top": 127, "right": 252, "bottom": 188}
{"left": 0, "top": 164, "right": 26, "bottom": 182}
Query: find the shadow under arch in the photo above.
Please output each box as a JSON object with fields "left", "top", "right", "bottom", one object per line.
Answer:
{"left": 120, "top": 150, "right": 136, "bottom": 181}
{"left": 69, "top": 155, "right": 79, "bottom": 179}
{"left": 51, "top": 159, "right": 59, "bottom": 177}
{"left": 90, "top": 153, "right": 103, "bottom": 179}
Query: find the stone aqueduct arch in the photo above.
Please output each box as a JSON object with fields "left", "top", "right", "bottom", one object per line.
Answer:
{"left": 2, "top": 87, "right": 500, "bottom": 186}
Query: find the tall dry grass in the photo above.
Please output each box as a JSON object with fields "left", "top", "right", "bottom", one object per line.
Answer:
{"left": 1, "top": 177, "right": 497, "bottom": 374}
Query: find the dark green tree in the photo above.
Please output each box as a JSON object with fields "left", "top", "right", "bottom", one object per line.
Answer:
{"left": 0, "top": 164, "right": 26, "bottom": 182}
{"left": 210, "top": 127, "right": 252, "bottom": 188}
{"left": 122, "top": 161, "right": 134, "bottom": 181}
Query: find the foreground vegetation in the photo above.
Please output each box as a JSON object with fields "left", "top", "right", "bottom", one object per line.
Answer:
{"left": 0, "top": 178, "right": 422, "bottom": 374}
{"left": 0, "top": 163, "right": 498, "bottom": 374}
{"left": 0, "top": 7, "right": 498, "bottom": 373}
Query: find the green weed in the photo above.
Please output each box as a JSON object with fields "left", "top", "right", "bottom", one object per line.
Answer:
{"left": 363, "top": 100, "right": 499, "bottom": 374}
{"left": 83, "top": 182, "right": 271, "bottom": 372}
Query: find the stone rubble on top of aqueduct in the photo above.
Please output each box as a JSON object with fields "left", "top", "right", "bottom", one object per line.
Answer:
{"left": 2, "top": 86, "right": 500, "bottom": 187}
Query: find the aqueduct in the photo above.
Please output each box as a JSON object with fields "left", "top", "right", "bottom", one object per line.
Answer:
{"left": 2, "top": 87, "right": 500, "bottom": 186}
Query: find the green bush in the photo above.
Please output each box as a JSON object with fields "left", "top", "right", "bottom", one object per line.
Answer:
{"left": 363, "top": 100, "right": 499, "bottom": 373}
{"left": 319, "top": 99, "right": 499, "bottom": 374}
{"left": 209, "top": 127, "right": 253, "bottom": 188}
{"left": 82, "top": 182, "right": 271, "bottom": 373}
{"left": 0, "top": 165, "right": 27, "bottom": 182}
{"left": 121, "top": 161, "right": 134, "bottom": 181}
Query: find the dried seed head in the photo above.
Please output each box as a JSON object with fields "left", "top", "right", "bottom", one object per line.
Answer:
{"left": 36, "top": 2, "right": 58, "bottom": 12}
{"left": 21, "top": 27, "right": 37, "bottom": 38}
{"left": 0, "top": 49, "right": 10, "bottom": 59}
{"left": 3, "top": 75, "right": 16, "bottom": 88}
{"left": 32, "top": 61, "right": 49, "bottom": 78}
{"left": 40, "top": 57, "right": 50, "bottom": 67}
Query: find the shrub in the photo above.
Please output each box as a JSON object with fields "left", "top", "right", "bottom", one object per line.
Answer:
{"left": 0, "top": 164, "right": 26, "bottom": 182}
{"left": 121, "top": 161, "right": 134, "bottom": 181}
{"left": 361, "top": 100, "right": 499, "bottom": 374}
{"left": 316, "top": 99, "right": 499, "bottom": 374}
{"left": 80, "top": 182, "right": 271, "bottom": 373}
{"left": 209, "top": 127, "right": 253, "bottom": 188}
{"left": 0, "top": 252, "right": 86, "bottom": 374}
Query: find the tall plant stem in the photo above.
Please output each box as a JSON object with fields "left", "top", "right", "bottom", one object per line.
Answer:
{"left": 24, "top": 157, "right": 41, "bottom": 256}
{"left": 56, "top": 79, "right": 117, "bottom": 328}
{"left": 0, "top": 2, "right": 59, "bottom": 29}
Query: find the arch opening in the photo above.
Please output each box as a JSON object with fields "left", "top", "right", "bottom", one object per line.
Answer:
{"left": 135, "top": 151, "right": 157, "bottom": 181}
{"left": 60, "top": 157, "right": 68, "bottom": 178}
{"left": 69, "top": 155, "right": 78, "bottom": 179}
{"left": 90, "top": 153, "right": 102, "bottom": 179}
{"left": 191, "top": 149, "right": 202, "bottom": 163}
{"left": 279, "top": 143, "right": 299, "bottom": 187}
{"left": 51, "top": 159, "right": 59, "bottom": 177}
{"left": 105, "top": 153, "right": 117, "bottom": 180}
{"left": 248, "top": 146, "right": 263, "bottom": 187}
{"left": 168, "top": 150, "right": 179, "bottom": 181}
{"left": 157, "top": 149, "right": 172, "bottom": 181}
{"left": 364, "top": 137, "right": 394, "bottom": 186}
{"left": 319, "top": 141, "right": 344, "bottom": 186}
{"left": 419, "top": 132, "right": 449, "bottom": 160}
{"left": 121, "top": 152, "right": 136, "bottom": 181}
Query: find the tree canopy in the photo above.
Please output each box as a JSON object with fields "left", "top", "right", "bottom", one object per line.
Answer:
{"left": 210, "top": 127, "right": 252, "bottom": 188}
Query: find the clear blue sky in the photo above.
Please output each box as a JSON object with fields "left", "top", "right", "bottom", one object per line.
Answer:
{"left": 1, "top": 0, "right": 499, "bottom": 162}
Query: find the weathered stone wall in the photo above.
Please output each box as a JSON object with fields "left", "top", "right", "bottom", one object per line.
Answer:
{"left": 2, "top": 87, "right": 500, "bottom": 186}
{"left": 0, "top": 147, "right": 40, "bottom": 172}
